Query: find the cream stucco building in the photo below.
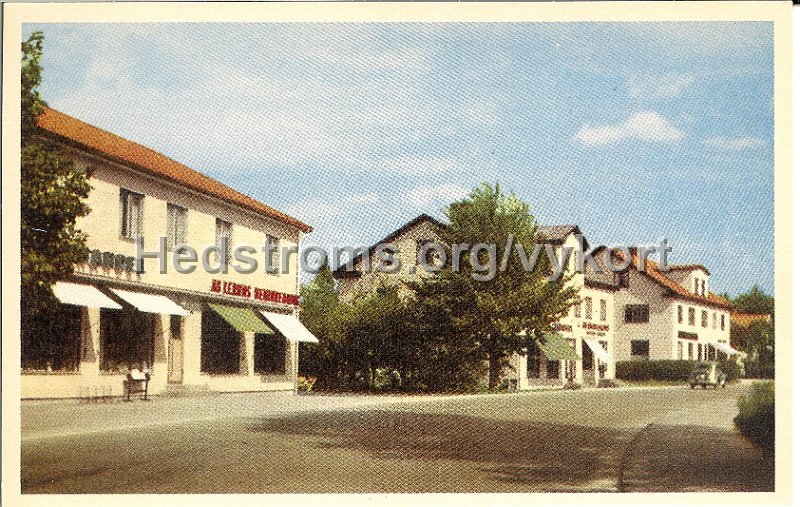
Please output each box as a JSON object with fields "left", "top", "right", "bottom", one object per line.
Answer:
{"left": 22, "top": 108, "right": 318, "bottom": 399}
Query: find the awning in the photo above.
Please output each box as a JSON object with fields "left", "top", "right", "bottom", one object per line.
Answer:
{"left": 209, "top": 303, "right": 273, "bottom": 334}
{"left": 261, "top": 312, "right": 320, "bottom": 343}
{"left": 538, "top": 333, "right": 580, "bottom": 361}
{"left": 714, "top": 341, "right": 744, "bottom": 356}
{"left": 583, "top": 338, "right": 612, "bottom": 364}
{"left": 109, "top": 288, "right": 189, "bottom": 316}
{"left": 53, "top": 282, "right": 122, "bottom": 309}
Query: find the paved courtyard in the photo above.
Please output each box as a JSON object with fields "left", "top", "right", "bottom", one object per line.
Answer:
{"left": 20, "top": 383, "right": 773, "bottom": 493}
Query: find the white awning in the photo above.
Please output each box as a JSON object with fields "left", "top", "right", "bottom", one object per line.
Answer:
{"left": 260, "top": 312, "right": 319, "bottom": 343}
{"left": 715, "top": 341, "right": 744, "bottom": 356}
{"left": 583, "top": 339, "right": 612, "bottom": 364}
{"left": 109, "top": 288, "right": 189, "bottom": 316}
{"left": 53, "top": 282, "right": 122, "bottom": 309}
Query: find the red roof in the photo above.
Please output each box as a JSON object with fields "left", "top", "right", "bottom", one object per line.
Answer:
{"left": 36, "top": 107, "right": 312, "bottom": 233}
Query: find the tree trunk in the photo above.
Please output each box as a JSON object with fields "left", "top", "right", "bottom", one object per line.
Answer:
{"left": 488, "top": 352, "right": 502, "bottom": 389}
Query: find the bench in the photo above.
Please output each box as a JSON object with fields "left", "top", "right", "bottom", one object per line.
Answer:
{"left": 125, "top": 369, "right": 151, "bottom": 401}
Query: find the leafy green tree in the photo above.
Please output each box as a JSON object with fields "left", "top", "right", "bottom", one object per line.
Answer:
{"left": 21, "top": 32, "right": 92, "bottom": 366}
{"left": 439, "top": 183, "right": 580, "bottom": 388}
{"left": 731, "top": 286, "right": 774, "bottom": 316}
{"left": 298, "top": 260, "right": 352, "bottom": 386}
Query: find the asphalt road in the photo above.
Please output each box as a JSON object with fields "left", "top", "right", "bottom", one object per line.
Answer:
{"left": 20, "top": 383, "right": 773, "bottom": 493}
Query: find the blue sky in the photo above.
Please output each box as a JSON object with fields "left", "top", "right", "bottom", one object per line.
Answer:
{"left": 24, "top": 22, "right": 774, "bottom": 296}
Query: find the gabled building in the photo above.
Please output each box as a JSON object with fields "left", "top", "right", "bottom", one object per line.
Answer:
{"left": 22, "top": 108, "right": 318, "bottom": 399}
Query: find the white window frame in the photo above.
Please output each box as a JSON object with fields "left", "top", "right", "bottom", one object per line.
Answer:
{"left": 120, "top": 189, "right": 144, "bottom": 240}
{"left": 166, "top": 203, "right": 188, "bottom": 251}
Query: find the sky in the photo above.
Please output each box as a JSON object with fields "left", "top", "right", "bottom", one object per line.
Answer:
{"left": 23, "top": 22, "right": 774, "bottom": 296}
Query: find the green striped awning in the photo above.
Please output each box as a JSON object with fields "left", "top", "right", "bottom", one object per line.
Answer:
{"left": 209, "top": 304, "right": 273, "bottom": 334}
{"left": 538, "top": 333, "right": 580, "bottom": 361}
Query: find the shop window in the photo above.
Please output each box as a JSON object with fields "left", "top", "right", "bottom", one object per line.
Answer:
{"left": 120, "top": 188, "right": 143, "bottom": 240}
{"left": 701, "top": 310, "right": 708, "bottom": 328}
{"left": 688, "top": 307, "right": 696, "bottom": 326}
{"left": 166, "top": 203, "right": 188, "bottom": 251}
{"left": 527, "top": 345, "right": 542, "bottom": 378}
{"left": 254, "top": 333, "right": 286, "bottom": 374}
{"left": 200, "top": 310, "right": 240, "bottom": 374}
{"left": 21, "top": 303, "right": 82, "bottom": 372}
{"left": 631, "top": 339, "right": 649, "bottom": 359}
{"left": 600, "top": 299, "right": 607, "bottom": 322}
{"left": 677, "top": 305, "right": 683, "bottom": 324}
{"left": 100, "top": 308, "right": 155, "bottom": 373}
{"left": 624, "top": 305, "right": 649, "bottom": 323}
{"left": 677, "top": 340, "right": 683, "bottom": 360}
{"left": 546, "top": 359, "right": 560, "bottom": 379}
{"left": 688, "top": 342, "right": 694, "bottom": 360}
{"left": 585, "top": 298, "right": 593, "bottom": 320}
{"left": 170, "top": 314, "right": 182, "bottom": 339}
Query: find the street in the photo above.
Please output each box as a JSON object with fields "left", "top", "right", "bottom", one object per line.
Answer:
{"left": 21, "top": 383, "right": 773, "bottom": 493}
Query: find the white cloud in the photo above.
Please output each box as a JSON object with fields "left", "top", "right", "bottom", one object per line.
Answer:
{"left": 574, "top": 111, "right": 685, "bottom": 147}
{"left": 703, "top": 136, "right": 766, "bottom": 151}
{"left": 628, "top": 73, "right": 695, "bottom": 100}
{"left": 403, "top": 183, "right": 469, "bottom": 207}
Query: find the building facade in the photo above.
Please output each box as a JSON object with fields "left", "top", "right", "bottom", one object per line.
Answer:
{"left": 22, "top": 108, "right": 317, "bottom": 399}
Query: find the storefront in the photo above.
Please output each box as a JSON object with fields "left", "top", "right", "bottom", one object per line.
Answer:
{"left": 22, "top": 108, "right": 318, "bottom": 399}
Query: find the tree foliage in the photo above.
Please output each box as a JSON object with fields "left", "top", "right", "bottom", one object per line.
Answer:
{"left": 730, "top": 285, "right": 774, "bottom": 316}
{"left": 440, "top": 183, "right": 580, "bottom": 388}
{"left": 21, "top": 31, "right": 92, "bottom": 311}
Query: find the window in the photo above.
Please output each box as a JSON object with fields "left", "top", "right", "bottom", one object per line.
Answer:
{"left": 615, "top": 270, "right": 629, "bottom": 288}
{"left": 701, "top": 280, "right": 706, "bottom": 297}
{"left": 720, "top": 314, "right": 725, "bottom": 331}
{"left": 688, "top": 342, "right": 694, "bottom": 360}
{"left": 600, "top": 299, "right": 607, "bottom": 322}
{"left": 21, "top": 304, "right": 82, "bottom": 372}
{"left": 574, "top": 300, "right": 582, "bottom": 318}
{"left": 677, "top": 305, "right": 683, "bottom": 324}
{"left": 585, "top": 298, "right": 593, "bottom": 320}
{"left": 416, "top": 239, "right": 438, "bottom": 266}
{"left": 677, "top": 340, "right": 683, "bottom": 360}
{"left": 100, "top": 308, "right": 155, "bottom": 373}
{"left": 527, "top": 345, "right": 542, "bottom": 378}
{"left": 120, "top": 189, "right": 143, "bottom": 239}
{"left": 215, "top": 219, "right": 232, "bottom": 264}
{"left": 265, "top": 234, "right": 280, "bottom": 274}
{"left": 624, "top": 304, "right": 649, "bottom": 323}
{"left": 688, "top": 307, "right": 696, "bottom": 326}
{"left": 631, "top": 340, "right": 649, "bottom": 359}
{"left": 694, "top": 278, "right": 699, "bottom": 295}
{"left": 166, "top": 204, "right": 188, "bottom": 251}
{"left": 713, "top": 313, "right": 717, "bottom": 329}
{"left": 701, "top": 310, "right": 708, "bottom": 328}
{"left": 546, "top": 359, "right": 560, "bottom": 379}
{"left": 254, "top": 333, "right": 286, "bottom": 374}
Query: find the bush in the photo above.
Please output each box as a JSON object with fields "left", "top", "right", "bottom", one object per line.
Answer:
{"left": 597, "top": 379, "right": 618, "bottom": 388}
{"left": 717, "top": 358, "right": 743, "bottom": 382}
{"left": 616, "top": 359, "right": 696, "bottom": 381}
{"left": 734, "top": 381, "right": 774, "bottom": 458}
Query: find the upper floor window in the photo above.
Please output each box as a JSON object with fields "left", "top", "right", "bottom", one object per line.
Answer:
{"left": 215, "top": 219, "right": 232, "bottom": 263}
{"left": 624, "top": 305, "right": 649, "bottom": 324}
{"left": 688, "top": 307, "right": 696, "bottom": 326}
{"left": 720, "top": 314, "right": 726, "bottom": 331}
{"left": 166, "top": 204, "right": 188, "bottom": 251}
{"left": 585, "top": 298, "right": 593, "bottom": 320}
{"left": 677, "top": 305, "right": 683, "bottom": 324}
{"left": 574, "top": 300, "right": 582, "bottom": 318}
{"left": 701, "top": 310, "right": 708, "bottom": 328}
{"left": 712, "top": 313, "right": 717, "bottom": 329}
{"left": 265, "top": 234, "right": 280, "bottom": 274}
{"left": 615, "top": 270, "right": 629, "bottom": 288}
{"left": 694, "top": 278, "right": 699, "bottom": 295}
{"left": 631, "top": 339, "right": 650, "bottom": 359}
{"left": 701, "top": 280, "right": 706, "bottom": 297}
{"left": 600, "top": 299, "right": 607, "bottom": 322}
{"left": 120, "top": 189, "right": 143, "bottom": 240}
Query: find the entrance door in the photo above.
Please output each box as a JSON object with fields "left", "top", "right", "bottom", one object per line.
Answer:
{"left": 168, "top": 315, "right": 183, "bottom": 383}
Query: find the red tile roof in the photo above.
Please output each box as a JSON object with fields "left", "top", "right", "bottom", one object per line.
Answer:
{"left": 731, "top": 312, "right": 771, "bottom": 327}
{"left": 669, "top": 264, "right": 710, "bottom": 275}
{"left": 36, "top": 107, "right": 312, "bottom": 233}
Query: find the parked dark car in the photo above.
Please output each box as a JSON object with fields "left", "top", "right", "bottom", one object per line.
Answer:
{"left": 689, "top": 361, "right": 727, "bottom": 389}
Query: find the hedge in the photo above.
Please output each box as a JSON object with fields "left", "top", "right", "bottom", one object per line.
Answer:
{"left": 734, "top": 381, "right": 774, "bottom": 458}
{"left": 616, "top": 360, "right": 696, "bottom": 381}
